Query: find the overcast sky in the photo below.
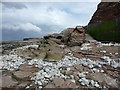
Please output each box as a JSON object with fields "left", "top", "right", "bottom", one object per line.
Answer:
{"left": 2, "top": 2, "right": 100, "bottom": 41}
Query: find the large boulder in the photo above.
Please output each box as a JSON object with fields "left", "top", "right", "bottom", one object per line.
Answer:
{"left": 60, "top": 28, "right": 74, "bottom": 44}
{"left": 68, "top": 26, "right": 85, "bottom": 46}
{"left": 44, "top": 46, "right": 65, "bottom": 61}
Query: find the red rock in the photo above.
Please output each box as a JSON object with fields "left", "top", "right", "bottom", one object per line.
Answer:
{"left": 53, "top": 78, "right": 65, "bottom": 87}
{"left": 44, "top": 83, "right": 56, "bottom": 88}
{"left": 89, "top": 2, "right": 120, "bottom": 25}
{"left": 2, "top": 75, "right": 18, "bottom": 88}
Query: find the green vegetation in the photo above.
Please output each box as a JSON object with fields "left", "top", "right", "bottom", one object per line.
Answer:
{"left": 86, "top": 19, "right": 120, "bottom": 42}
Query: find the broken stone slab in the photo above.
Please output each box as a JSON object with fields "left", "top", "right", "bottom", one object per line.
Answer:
{"left": 2, "top": 75, "right": 18, "bottom": 88}
{"left": 45, "top": 51, "right": 63, "bottom": 61}
{"left": 37, "top": 52, "right": 47, "bottom": 60}
{"left": 53, "top": 78, "right": 65, "bottom": 87}
{"left": 70, "top": 46, "right": 82, "bottom": 52}
{"left": 44, "top": 83, "right": 56, "bottom": 88}
{"left": 44, "top": 47, "right": 65, "bottom": 61}
{"left": 13, "top": 71, "right": 33, "bottom": 80}
{"left": 87, "top": 73, "right": 105, "bottom": 83}
{"left": 47, "top": 39, "right": 60, "bottom": 46}
{"left": 19, "top": 63, "right": 39, "bottom": 72}
{"left": 17, "top": 82, "right": 30, "bottom": 87}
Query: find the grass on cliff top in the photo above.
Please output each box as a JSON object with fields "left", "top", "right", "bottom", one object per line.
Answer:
{"left": 87, "top": 19, "right": 120, "bottom": 43}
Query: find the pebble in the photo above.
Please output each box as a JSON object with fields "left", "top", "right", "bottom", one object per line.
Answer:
{"left": 90, "top": 80, "right": 95, "bottom": 86}
{"left": 67, "top": 68, "right": 71, "bottom": 71}
{"left": 71, "top": 79, "right": 76, "bottom": 83}
{"left": 35, "top": 65, "right": 38, "bottom": 67}
{"left": 45, "top": 74, "right": 51, "bottom": 78}
{"left": 80, "top": 78, "right": 90, "bottom": 86}
{"left": 26, "top": 86, "right": 30, "bottom": 89}
{"left": 78, "top": 73, "right": 86, "bottom": 78}
{"left": 2, "top": 54, "right": 25, "bottom": 70}
{"left": 70, "top": 75, "right": 74, "bottom": 79}
{"left": 94, "top": 82, "right": 100, "bottom": 88}
{"left": 92, "top": 68, "right": 100, "bottom": 72}
{"left": 115, "top": 53, "right": 119, "bottom": 55}
{"left": 100, "top": 70, "right": 104, "bottom": 73}
{"left": 37, "top": 81, "right": 42, "bottom": 85}
{"left": 88, "top": 64, "right": 94, "bottom": 68}
{"left": 100, "top": 50, "right": 106, "bottom": 53}
{"left": 39, "top": 86, "right": 42, "bottom": 88}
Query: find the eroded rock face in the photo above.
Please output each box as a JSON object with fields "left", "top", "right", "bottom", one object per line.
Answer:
{"left": 60, "top": 28, "right": 74, "bottom": 44}
{"left": 89, "top": 2, "right": 120, "bottom": 25}
{"left": 43, "top": 26, "right": 85, "bottom": 47}
{"left": 68, "top": 26, "right": 85, "bottom": 46}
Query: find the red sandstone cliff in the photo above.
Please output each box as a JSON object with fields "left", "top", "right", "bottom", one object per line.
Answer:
{"left": 88, "top": 2, "right": 120, "bottom": 25}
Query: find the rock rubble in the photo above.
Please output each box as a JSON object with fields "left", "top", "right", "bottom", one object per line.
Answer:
{"left": 1, "top": 54, "right": 25, "bottom": 70}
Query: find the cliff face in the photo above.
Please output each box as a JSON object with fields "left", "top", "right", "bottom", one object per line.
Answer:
{"left": 88, "top": 2, "right": 120, "bottom": 25}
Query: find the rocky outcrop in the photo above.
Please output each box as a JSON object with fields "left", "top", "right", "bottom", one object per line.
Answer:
{"left": 68, "top": 26, "right": 85, "bottom": 46}
{"left": 89, "top": 2, "right": 120, "bottom": 25}
{"left": 60, "top": 28, "right": 74, "bottom": 44}
{"left": 44, "top": 26, "right": 85, "bottom": 47}
{"left": 86, "top": 2, "right": 120, "bottom": 42}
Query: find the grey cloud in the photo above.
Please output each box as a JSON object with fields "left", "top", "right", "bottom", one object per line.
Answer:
{"left": 2, "top": 2, "right": 27, "bottom": 9}
{"left": 2, "top": 2, "right": 99, "bottom": 41}
{"left": 2, "top": 29, "right": 42, "bottom": 41}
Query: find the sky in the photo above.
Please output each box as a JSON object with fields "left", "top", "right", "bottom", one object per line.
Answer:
{"left": 1, "top": 1, "right": 100, "bottom": 41}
